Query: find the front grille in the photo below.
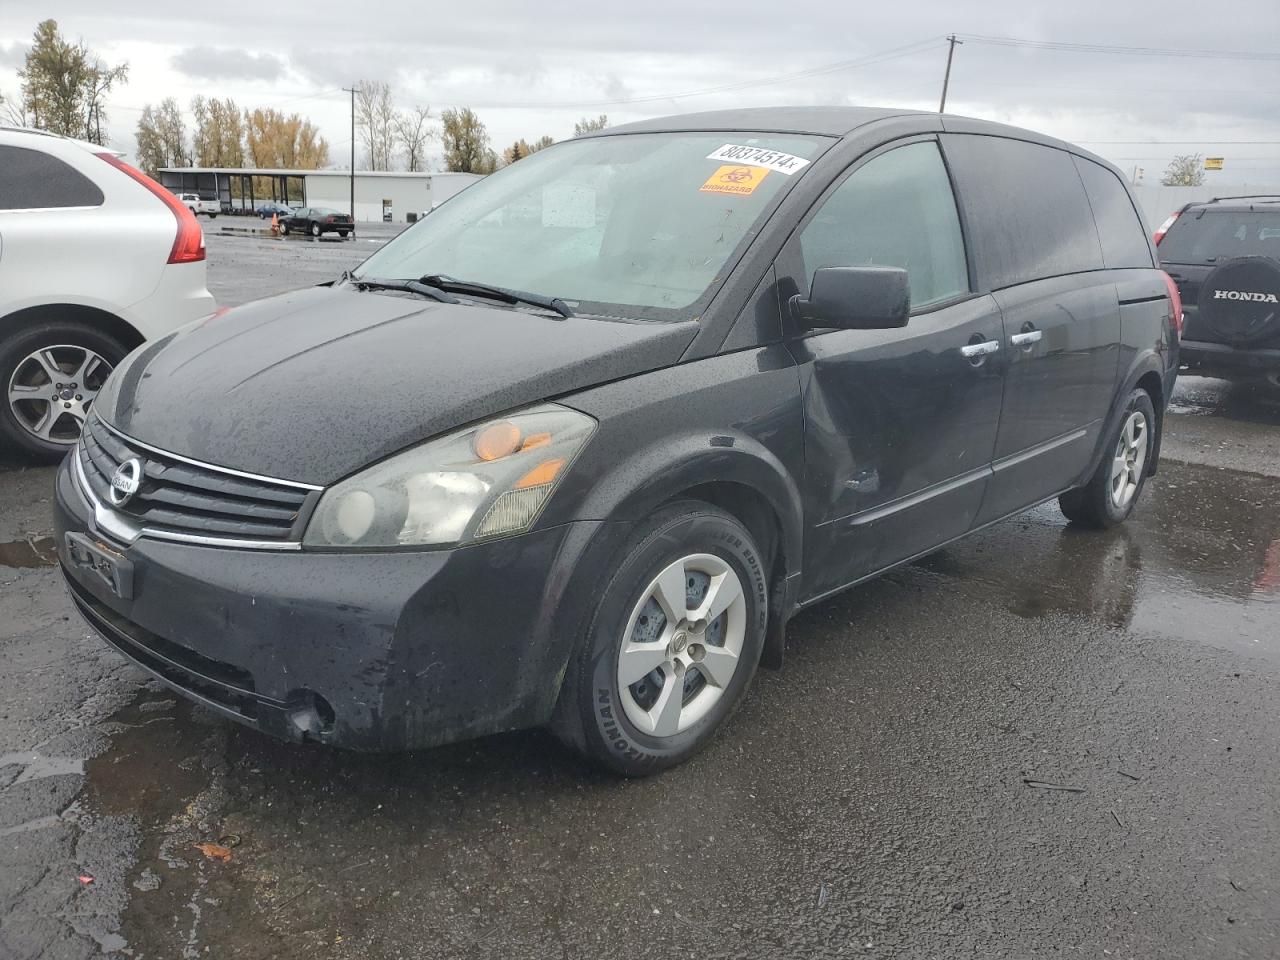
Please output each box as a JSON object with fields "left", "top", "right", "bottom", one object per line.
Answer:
{"left": 79, "top": 416, "right": 317, "bottom": 544}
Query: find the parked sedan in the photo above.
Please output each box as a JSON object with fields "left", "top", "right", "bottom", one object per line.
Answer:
{"left": 55, "top": 107, "right": 1178, "bottom": 776}
{"left": 255, "top": 201, "right": 294, "bottom": 220}
{"left": 281, "top": 206, "right": 353, "bottom": 238}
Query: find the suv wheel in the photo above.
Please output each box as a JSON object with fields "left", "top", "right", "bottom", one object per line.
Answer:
{"left": 552, "top": 501, "right": 768, "bottom": 776}
{"left": 1059, "top": 388, "right": 1157, "bottom": 529}
{"left": 1, "top": 321, "right": 126, "bottom": 461}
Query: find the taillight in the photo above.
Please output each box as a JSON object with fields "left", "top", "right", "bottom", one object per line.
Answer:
{"left": 1153, "top": 211, "right": 1180, "bottom": 246}
{"left": 96, "top": 153, "right": 205, "bottom": 264}
{"left": 326, "top": 216, "right": 335, "bottom": 223}
{"left": 1160, "top": 270, "right": 1183, "bottom": 339}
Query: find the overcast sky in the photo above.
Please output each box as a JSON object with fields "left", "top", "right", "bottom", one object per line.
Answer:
{"left": 3, "top": 1, "right": 1280, "bottom": 183}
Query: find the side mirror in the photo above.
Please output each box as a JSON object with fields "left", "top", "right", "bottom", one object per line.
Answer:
{"left": 791, "top": 266, "right": 910, "bottom": 330}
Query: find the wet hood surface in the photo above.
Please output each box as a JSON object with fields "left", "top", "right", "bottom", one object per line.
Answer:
{"left": 97, "top": 286, "right": 696, "bottom": 484}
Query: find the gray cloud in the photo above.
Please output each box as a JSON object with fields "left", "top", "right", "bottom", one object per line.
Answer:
{"left": 0, "top": 41, "right": 23, "bottom": 70}
{"left": 171, "top": 46, "right": 284, "bottom": 81}
{"left": 4, "top": 0, "right": 1279, "bottom": 177}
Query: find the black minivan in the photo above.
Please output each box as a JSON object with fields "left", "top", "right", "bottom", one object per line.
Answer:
{"left": 55, "top": 107, "right": 1179, "bottom": 775}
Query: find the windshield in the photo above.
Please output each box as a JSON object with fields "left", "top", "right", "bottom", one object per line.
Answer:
{"left": 1160, "top": 207, "right": 1280, "bottom": 263}
{"left": 353, "top": 131, "right": 827, "bottom": 320}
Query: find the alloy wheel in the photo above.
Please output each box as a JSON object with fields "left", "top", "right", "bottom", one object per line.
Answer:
{"left": 617, "top": 553, "right": 747, "bottom": 737}
{"left": 6, "top": 344, "right": 112, "bottom": 445}
{"left": 1109, "top": 411, "right": 1148, "bottom": 509}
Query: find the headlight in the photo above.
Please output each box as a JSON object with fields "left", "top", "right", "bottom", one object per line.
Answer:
{"left": 303, "top": 404, "right": 595, "bottom": 549}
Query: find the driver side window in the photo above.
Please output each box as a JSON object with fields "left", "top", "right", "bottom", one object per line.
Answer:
{"left": 799, "top": 141, "right": 969, "bottom": 310}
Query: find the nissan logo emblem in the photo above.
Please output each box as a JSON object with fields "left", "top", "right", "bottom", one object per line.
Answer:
{"left": 108, "top": 458, "right": 143, "bottom": 507}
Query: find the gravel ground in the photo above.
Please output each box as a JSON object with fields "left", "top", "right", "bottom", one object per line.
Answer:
{"left": 1, "top": 227, "right": 1277, "bottom": 959}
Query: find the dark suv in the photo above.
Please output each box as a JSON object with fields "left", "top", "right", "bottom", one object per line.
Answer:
{"left": 54, "top": 107, "right": 1179, "bottom": 776}
{"left": 1157, "top": 196, "right": 1280, "bottom": 387}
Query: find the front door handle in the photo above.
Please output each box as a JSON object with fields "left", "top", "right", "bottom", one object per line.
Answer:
{"left": 961, "top": 340, "right": 1000, "bottom": 358}
{"left": 1010, "top": 330, "right": 1043, "bottom": 348}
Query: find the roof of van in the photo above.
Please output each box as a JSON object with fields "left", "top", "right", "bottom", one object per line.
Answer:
{"left": 605, "top": 106, "right": 922, "bottom": 137}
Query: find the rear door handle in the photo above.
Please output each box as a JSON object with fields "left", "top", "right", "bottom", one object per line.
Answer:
{"left": 961, "top": 340, "right": 1000, "bottom": 358}
{"left": 1010, "top": 330, "right": 1043, "bottom": 347}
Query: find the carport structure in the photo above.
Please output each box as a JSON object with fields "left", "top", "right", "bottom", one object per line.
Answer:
{"left": 158, "top": 168, "right": 308, "bottom": 213}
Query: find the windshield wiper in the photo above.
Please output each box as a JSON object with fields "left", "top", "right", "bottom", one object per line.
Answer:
{"left": 348, "top": 275, "right": 460, "bottom": 304}
{"left": 419, "top": 274, "right": 574, "bottom": 318}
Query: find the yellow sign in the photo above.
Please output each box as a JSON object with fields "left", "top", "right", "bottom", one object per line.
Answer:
{"left": 1204, "top": 157, "right": 1224, "bottom": 170}
{"left": 700, "top": 165, "right": 770, "bottom": 196}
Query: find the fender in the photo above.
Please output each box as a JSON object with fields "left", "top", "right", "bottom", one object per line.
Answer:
{"left": 1082, "top": 347, "right": 1170, "bottom": 485}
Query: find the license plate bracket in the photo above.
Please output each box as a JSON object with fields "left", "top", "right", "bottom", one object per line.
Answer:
{"left": 65, "top": 532, "right": 134, "bottom": 600}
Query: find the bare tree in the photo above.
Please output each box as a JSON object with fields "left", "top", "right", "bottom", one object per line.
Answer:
{"left": 394, "top": 105, "right": 433, "bottom": 172}
{"left": 355, "top": 80, "right": 398, "bottom": 170}
{"left": 135, "top": 97, "right": 187, "bottom": 175}
{"left": 1, "top": 90, "right": 30, "bottom": 126}
{"left": 573, "top": 114, "right": 608, "bottom": 136}
{"left": 1161, "top": 154, "right": 1206, "bottom": 187}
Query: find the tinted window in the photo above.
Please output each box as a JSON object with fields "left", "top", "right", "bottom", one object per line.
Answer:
{"left": 1158, "top": 208, "right": 1280, "bottom": 264}
{"left": 798, "top": 141, "right": 969, "bottom": 310}
{"left": 1074, "top": 157, "right": 1153, "bottom": 268}
{"left": 941, "top": 135, "right": 1103, "bottom": 288}
{"left": 0, "top": 144, "right": 104, "bottom": 210}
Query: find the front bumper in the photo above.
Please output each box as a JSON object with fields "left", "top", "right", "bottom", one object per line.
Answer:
{"left": 1180, "top": 338, "right": 1280, "bottom": 377}
{"left": 54, "top": 453, "right": 623, "bottom": 751}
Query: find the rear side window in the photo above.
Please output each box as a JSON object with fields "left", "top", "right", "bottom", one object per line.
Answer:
{"left": 798, "top": 141, "right": 969, "bottom": 310}
{"left": 1074, "top": 157, "right": 1153, "bottom": 268}
{"left": 1158, "top": 208, "right": 1280, "bottom": 264}
{"left": 0, "top": 144, "right": 105, "bottom": 210}
{"left": 941, "top": 135, "right": 1103, "bottom": 288}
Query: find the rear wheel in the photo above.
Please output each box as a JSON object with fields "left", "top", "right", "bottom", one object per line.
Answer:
{"left": 1, "top": 321, "right": 126, "bottom": 461}
{"left": 310, "top": 221, "right": 321, "bottom": 238}
{"left": 552, "top": 501, "right": 768, "bottom": 776}
{"left": 1059, "top": 388, "right": 1157, "bottom": 529}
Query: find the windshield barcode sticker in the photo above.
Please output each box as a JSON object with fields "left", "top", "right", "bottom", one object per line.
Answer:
{"left": 706, "top": 144, "right": 810, "bottom": 175}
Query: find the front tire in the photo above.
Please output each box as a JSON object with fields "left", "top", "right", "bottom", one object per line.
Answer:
{"left": 0, "top": 321, "right": 126, "bottom": 461}
{"left": 552, "top": 501, "right": 768, "bottom": 776}
{"left": 1059, "top": 388, "right": 1157, "bottom": 529}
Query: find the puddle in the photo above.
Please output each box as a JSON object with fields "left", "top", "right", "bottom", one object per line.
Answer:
{"left": 0, "top": 535, "right": 57, "bottom": 567}
{"left": 915, "top": 461, "right": 1280, "bottom": 664}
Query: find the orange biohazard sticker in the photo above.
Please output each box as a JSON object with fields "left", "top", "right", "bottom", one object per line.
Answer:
{"left": 699, "top": 165, "right": 770, "bottom": 196}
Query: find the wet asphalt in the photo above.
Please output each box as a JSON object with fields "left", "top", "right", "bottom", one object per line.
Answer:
{"left": 1, "top": 225, "right": 1278, "bottom": 959}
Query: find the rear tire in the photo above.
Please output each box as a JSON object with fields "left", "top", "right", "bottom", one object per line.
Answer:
{"left": 1059, "top": 388, "right": 1157, "bottom": 529}
{"left": 0, "top": 320, "right": 128, "bottom": 462}
{"left": 310, "top": 222, "right": 321, "bottom": 238}
{"left": 551, "top": 501, "right": 768, "bottom": 776}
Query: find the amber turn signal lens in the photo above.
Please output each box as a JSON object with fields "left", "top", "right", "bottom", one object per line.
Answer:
{"left": 521, "top": 432, "right": 552, "bottom": 451}
{"left": 473, "top": 421, "right": 522, "bottom": 461}
{"left": 515, "top": 458, "right": 565, "bottom": 489}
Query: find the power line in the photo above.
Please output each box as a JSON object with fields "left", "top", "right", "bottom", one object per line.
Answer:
{"left": 425, "top": 37, "right": 942, "bottom": 110}
{"left": 957, "top": 35, "right": 1280, "bottom": 62}
{"left": 1077, "top": 139, "right": 1280, "bottom": 144}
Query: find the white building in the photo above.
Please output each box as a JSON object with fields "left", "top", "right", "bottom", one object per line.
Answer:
{"left": 158, "top": 167, "right": 482, "bottom": 223}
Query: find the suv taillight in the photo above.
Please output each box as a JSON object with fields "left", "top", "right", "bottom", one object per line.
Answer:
{"left": 96, "top": 153, "right": 205, "bottom": 264}
{"left": 1160, "top": 270, "right": 1183, "bottom": 339}
{"left": 1153, "top": 211, "right": 1180, "bottom": 246}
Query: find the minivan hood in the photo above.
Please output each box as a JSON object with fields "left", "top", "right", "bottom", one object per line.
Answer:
{"left": 97, "top": 286, "right": 697, "bottom": 484}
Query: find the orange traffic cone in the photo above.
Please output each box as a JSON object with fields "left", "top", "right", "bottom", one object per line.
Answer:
{"left": 270, "top": 212, "right": 280, "bottom": 237}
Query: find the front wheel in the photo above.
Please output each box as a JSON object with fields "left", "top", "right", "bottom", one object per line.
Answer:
{"left": 0, "top": 321, "right": 126, "bottom": 461}
{"left": 338, "top": 229, "right": 349, "bottom": 237}
{"left": 1059, "top": 388, "right": 1157, "bottom": 529}
{"left": 552, "top": 501, "right": 768, "bottom": 776}
{"left": 208, "top": 213, "right": 217, "bottom": 219}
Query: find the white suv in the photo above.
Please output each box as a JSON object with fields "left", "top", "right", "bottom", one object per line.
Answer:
{"left": 179, "top": 192, "right": 220, "bottom": 218}
{"left": 0, "top": 127, "right": 216, "bottom": 460}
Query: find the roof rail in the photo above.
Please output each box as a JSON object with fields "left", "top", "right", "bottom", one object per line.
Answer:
{"left": 1206, "top": 194, "right": 1280, "bottom": 203}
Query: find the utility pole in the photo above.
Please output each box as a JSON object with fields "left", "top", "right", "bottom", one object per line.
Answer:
{"left": 341, "top": 86, "right": 356, "bottom": 221}
{"left": 939, "top": 35, "right": 962, "bottom": 113}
